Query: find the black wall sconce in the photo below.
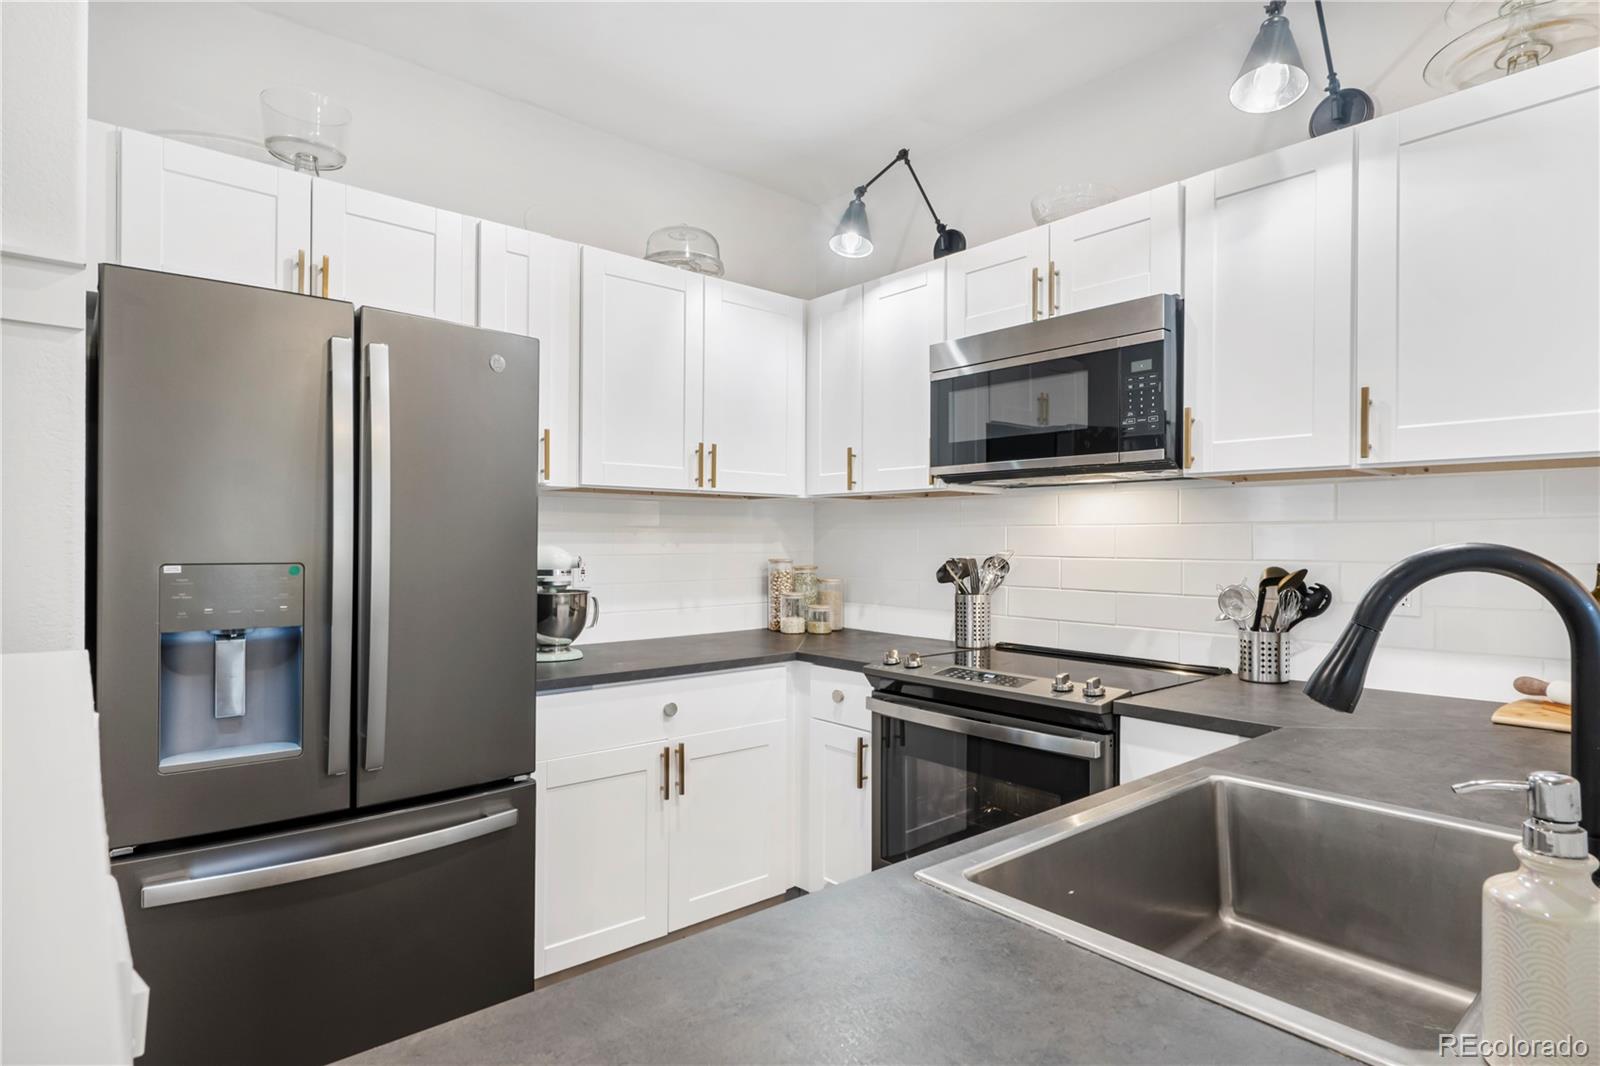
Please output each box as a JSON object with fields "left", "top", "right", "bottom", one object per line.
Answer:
{"left": 829, "top": 148, "right": 966, "bottom": 260}
{"left": 1231, "top": 0, "right": 1375, "bottom": 137}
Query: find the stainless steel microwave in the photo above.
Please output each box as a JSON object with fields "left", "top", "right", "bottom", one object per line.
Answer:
{"left": 929, "top": 294, "right": 1181, "bottom": 485}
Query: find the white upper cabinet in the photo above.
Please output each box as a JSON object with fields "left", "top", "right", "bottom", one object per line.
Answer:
{"left": 1356, "top": 56, "right": 1600, "bottom": 467}
{"left": 703, "top": 279, "right": 805, "bottom": 496}
{"left": 580, "top": 246, "right": 706, "bottom": 491}
{"left": 310, "top": 183, "right": 472, "bottom": 322}
{"left": 118, "top": 129, "right": 310, "bottom": 292}
{"left": 1184, "top": 134, "right": 1355, "bottom": 475}
{"left": 861, "top": 261, "right": 945, "bottom": 492}
{"left": 943, "top": 228, "right": 1050, "bottom": 339}
{"left": 477, "top": 223, "right": 581, "bottom": 487}
{"left": 1046, "top": 183, "right": 1182, "bottom": 314}
{"left": 806, "top": 285, "right": 865, "bottom": 496}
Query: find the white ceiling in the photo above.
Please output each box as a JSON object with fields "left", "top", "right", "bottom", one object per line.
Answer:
{"left": 250, "top": 1, "right": 1279, "bottom": 205}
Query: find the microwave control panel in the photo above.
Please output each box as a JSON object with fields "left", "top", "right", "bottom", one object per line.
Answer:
{"left": 1119, "top": 348, "right": 1166, "bottom": 442}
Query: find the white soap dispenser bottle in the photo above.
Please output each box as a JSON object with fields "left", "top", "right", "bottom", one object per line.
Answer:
{"left": 1453, "top": 771, "right": 1600, "bottom": 1066}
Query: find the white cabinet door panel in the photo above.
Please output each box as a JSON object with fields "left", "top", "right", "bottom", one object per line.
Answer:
{"left": 806, "top": 719, "right": 871, "bottom": 891}
{"left": 1047, "top": 183, "right": 1182, "bottom": 314}
{"left": 1119, "top": 717, "right": 1244, "bottom": 785}
{"left": 1185, "top": 135, "right": 1354, "bottom": 474}
{"left": 1357, "top": 57, "right": 1599, "bottom": 465}
{"left": 806, "top": 286, "right": 864, "bottom": 496}
{"left": 861, "top": 262, "right": 944, "bottom": 492}
{"left": 944, "top": 228, "right": 1049, "bottom": 339}
{"left": 118, "top": 129, "right": 310, "bottom": 292}
{"left": 478, "top": 222, "right": 581, "bottom": 486}
{"left": 311, "top": 183, "right": 470, "bottom": 322}
{"left": 703, "top": 279, "right": 805, "bottom": 495}
{"left": 667, "top": 720, "right": 788, "bottom": 929}
{"left": 536, "top": 742, "right": 669, "bottom": 976}
{"left": 580, "top": 247, "right": 705, "bottom": 490}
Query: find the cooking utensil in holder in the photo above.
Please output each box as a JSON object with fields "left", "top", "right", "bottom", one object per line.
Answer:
{"left": 954, "top": 593, "right": 993, "bottom": 650}
{"left": 1238, "top": 630, "right": 1290, "bottom": 684}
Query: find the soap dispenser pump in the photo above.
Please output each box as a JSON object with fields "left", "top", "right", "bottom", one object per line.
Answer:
{"left": 1453, "top": 771, "right": 1599, "bottom": 1064}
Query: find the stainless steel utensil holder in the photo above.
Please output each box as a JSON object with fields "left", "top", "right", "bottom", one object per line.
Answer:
{"left": 955, "top": 593, "right": 993, "bottom": 650}
{"left": 1238, "top": 631, "right": 1290, "bottom": 684}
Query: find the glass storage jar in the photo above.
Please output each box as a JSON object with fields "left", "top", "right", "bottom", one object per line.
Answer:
{"left": 806, "top": 604, "right": 834, "bottom": 635}
{"left": 779, "top": 593, "right": 807, "bottom": 634}
{"left": 815, "top": 577, "right": 845, "bottom": 631}
{"left": 767, "top": 558, "right": 793, "bottom": 631}
{"left": 793, "top": 564, "right": 819, "bottom": 605}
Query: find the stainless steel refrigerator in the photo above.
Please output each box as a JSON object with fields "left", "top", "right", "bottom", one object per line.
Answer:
{"left": 90, "top": 265, "right": 538, "bottom": 1065}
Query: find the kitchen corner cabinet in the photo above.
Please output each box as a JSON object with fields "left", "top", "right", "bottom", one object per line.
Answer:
{"left": 118, "top": 128, "right": 311, "bottom": 292}
{"left": 861, "top": 261, "right": 946, "bottom": 492}
{"left": 806, "top": 718, "right": 871, "bottom": 891}
{"left": 1183, "top": 133, "right": 1355, "bottom": 475}
{"left": 580, "top": 246, "right": 705, "bottom": 490}
{"left": 1046, "top": 183, "right": 1182, "bottom": 315}
{"left": 310, "top": 183, "right": 473, "bottom": 323}
{"left": 477, "top": 223, "right": 582, "bottom": 486}
{"left": 806, "top": 285, "right": 864, "bottom": 495}
{"left": 702, "top": 279, "right": 805, "bottom": 495}
{"left": 1356, "top": 55, "right": 1600, "bottom": 467}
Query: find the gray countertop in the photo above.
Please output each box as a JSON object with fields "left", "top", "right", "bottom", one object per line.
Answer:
{"left": 354, "top": 632, "right": 1568, "bottom": 1066}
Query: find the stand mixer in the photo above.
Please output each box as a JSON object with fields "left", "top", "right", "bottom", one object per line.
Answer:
{"left": 537, "top": 545, "right": 599, "bottom": 662}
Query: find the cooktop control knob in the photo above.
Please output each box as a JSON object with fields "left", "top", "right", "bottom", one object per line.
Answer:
{"left": 882, "top": 649, "right": 901, "bottom": 666}
{"left": 1083, "top": 676, "right": 1105, "bottom": 698}
{"left": 1051, "top": 672, "right": 1073, "bottom": 693}
{"left": 905, "top": 651, "right": 923, "bottom": 670}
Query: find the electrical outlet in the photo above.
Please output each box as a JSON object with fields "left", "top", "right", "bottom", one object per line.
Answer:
{"left": 1394, "top": 591, "right": 1420, "bottom": 617}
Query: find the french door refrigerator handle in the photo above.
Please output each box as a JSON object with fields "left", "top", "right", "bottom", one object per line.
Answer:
{"left": 140, "top": 808, "right": 518, "bottom": 908}
{"left": 328, "top": 337, "right": 355, "bottom": 776}
{"left": 364, "top": 342, "right": 393, "bottom": 772}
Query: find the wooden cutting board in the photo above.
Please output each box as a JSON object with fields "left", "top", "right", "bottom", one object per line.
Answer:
{"left": 1492, "top": 699, "right": 1572, "bottom": 733}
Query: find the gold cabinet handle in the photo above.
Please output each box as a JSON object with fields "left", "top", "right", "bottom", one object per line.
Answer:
{"left": 846, "top": 446, "right": 856, "bottom": 491}
{"left": 855, "top": 736, "right": 868, "bottom": 789}
{"left": 1030, "top": 267, "right": 1042, "bottom": 321}
{"left": 675, "top": 742, "right": 686, "bottom": 795}
{"left": 320, "top": 254, "right": 331, "bottom": 299}
{"left": 541, "top": 429, "right": 552, "bottom": 481}
{"left": 661, "top": 746, "right": 671, "bottom": 802}
{"left": 1359, "top": 385, "right": 1372, "bottom": 460}
{"left": 1183, "top": 406, "right": 1195, "bottom": 470}
{"left": 296, "top": 249, "right": 306, "bottom": 294}
{"left": 695, "top": 442, "right": 705, "bottom": 487}
{"left": 708, "top": 443, "right": 718, "bottom": 489}
{"left": 1049, "top": 260, "right": 1060, "bottom": 315}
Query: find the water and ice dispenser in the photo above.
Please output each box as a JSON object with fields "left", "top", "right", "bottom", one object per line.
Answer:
{"left": 157, "top": 563, "right": 305, "bottom": 772}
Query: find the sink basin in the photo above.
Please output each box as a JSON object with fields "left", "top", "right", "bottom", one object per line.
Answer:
{"left": 917, "top": 773, "right": 1517, "bottom": 1066}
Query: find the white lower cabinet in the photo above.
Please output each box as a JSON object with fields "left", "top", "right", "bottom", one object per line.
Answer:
{"left": 1118, "top": 717, "right": 1245, "bottom": 785}
{"left": 535, "top": 668, "right": 789, "bottom": 977}
{"left": 806, "top": 719, "right": 871, "bottom": 891}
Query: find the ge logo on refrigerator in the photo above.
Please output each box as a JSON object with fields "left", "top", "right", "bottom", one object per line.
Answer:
{"left": 488, "top": 353, "right": 506, "bottom": 373}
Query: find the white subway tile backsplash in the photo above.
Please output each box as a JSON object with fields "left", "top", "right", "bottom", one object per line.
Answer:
{"left": 1007, "top": 556, "right": 1062, "bottom": 588}
{"left": 1180, "top": 561, "right": 1261, "bottom": 597}
{"left": 1057, "top": 485, "right": 1177, "bottom": 525}
{"left": 1179, "top": 481, "right": 1336, "bottom": 523}
{"left": 1113, "top": 593, "right": 1224, "bottom": 632}
{"left": 1116, "top": 523, "right": 1253, "bottom": 560}
{"left": 1061, "top": 558, "right": 1183, "bottom": 594}
{"left": 1008, "top": 587, "right": 1118, "bottom": 624}
{"left": 1542, "top": 468, "right": 1600, "bottom": 516}
{"left": 1335, "top": 472, "right": 1544, "bottom": 521}
{"left": 1008, "top": 524, "right": 1117, "bottom": 557}
{"left": 1253, "top": 521, "right": 1434, "bottom": 563}
{"left": 1435, "top": 606, "right": 1572, "bottom": 659}
{"left": 1432, "top": 516, "right": 1600, "bottom": 564}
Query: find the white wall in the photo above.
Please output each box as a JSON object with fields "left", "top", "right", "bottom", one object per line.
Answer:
{"left": 814, "top": 3, "right": 1448, "bottom": 294}
{"left": 815, "top": 470, "right": 1598, "bottom": 703}
{"left": 86, "top": 1, "right": 823, "bottom": 298}
{"left": 539, "top": 493, "right": 813, "bottom": 644}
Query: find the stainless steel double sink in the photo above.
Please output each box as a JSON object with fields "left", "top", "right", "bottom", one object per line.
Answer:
{"left": 918, "top": 772, "right": 1516, "bottom": 1066}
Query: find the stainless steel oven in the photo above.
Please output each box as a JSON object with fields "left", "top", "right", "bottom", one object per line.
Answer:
{"left": 868, "top": 694, "right": 1112, "bottom": 868}
{"left": 929, "top": 294, "right": 1181, "bottom": 485}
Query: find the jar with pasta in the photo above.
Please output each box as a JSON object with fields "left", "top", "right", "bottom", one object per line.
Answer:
{"left": 766, "top": 558, "right": 793, "bottom": 631}
{"left": 815, "top": 577, "right": 844, "bottom": 631}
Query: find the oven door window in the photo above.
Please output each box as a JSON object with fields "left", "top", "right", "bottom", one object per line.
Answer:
{"left": 877, "top": 714, "right": 1096, "bottom": 864}
{"left": 931, "top": 346, "right": 1120, "bottom": 470}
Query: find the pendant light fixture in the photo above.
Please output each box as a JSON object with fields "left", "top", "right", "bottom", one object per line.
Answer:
{"left": 1229, "top": 1, "right": 1375, "bottom": 137}
{"left": 829, "top": 148, "right": 966, "bottom": 260}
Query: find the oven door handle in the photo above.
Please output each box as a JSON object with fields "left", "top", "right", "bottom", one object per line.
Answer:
{"left": 866, "top": 696, "right": 1104, "bottom": 761}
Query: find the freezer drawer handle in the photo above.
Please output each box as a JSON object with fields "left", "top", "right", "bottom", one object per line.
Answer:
{"left": 139, "top": 808, "right": 518, "bottom": 909}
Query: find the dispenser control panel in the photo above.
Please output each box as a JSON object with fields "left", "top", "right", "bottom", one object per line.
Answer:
{"left": 159, "top": 563, "right": 305, "bottom": 633}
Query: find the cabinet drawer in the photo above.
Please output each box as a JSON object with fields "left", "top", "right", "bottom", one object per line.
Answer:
{"left": 538, "top": 666, "right": 789, "bottom": 762}
{"left": 809, "top": 665, "right": 872, "bottom": 731}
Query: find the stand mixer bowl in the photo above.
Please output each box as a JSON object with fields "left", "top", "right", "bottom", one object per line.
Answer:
{"left": 537, "top": 588, "right": 598, "bottom": 647}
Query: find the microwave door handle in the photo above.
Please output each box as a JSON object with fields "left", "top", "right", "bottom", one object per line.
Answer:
{"left": 364, "top": 343, "right": 392, "bottom": 772}
{"left": 865, "top": 696, "right": 1104, "bottom": 761}
{"left": 327, "top": 337, "right": 355, "bottom": 776}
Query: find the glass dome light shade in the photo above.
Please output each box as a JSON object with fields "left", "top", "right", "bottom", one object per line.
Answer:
{"left": 829, "top": 197, "right": 873, "bottom": 259}
{"left": 1229, "top": 9, "right": 1310, "bottom": 113}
